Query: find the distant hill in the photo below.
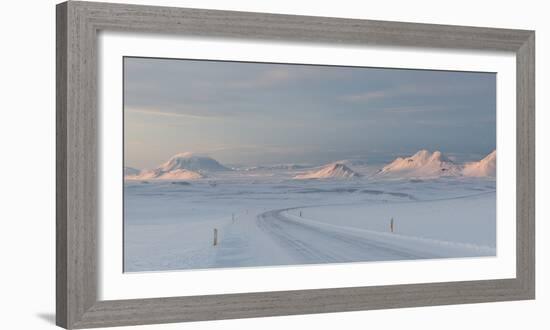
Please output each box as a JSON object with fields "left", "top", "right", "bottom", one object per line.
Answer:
{"left": 125, "top": 152, "right": 229, "bottom": 180}
{"left": 376, "top": 150, "right": 462, "bottom": 178}
{"left": 124, "top": 166, "right": 140, "bottom": 176}
{"left": 158, "top": 152, "right": 229, "bottom": 173}
{"left": 462, "top": 150, "right": 496, "bottom": 177}
{"left": 294, "top": 163, "right": 362, "bottom": 180}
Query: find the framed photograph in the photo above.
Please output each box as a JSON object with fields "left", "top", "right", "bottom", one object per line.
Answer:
{"left": 56, "top": 1, "right": 535, "bottom": 328}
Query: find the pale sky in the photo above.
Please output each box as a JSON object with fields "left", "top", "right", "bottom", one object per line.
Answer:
{"left": 124, "top": 57, "right": 496, "bottom": 169}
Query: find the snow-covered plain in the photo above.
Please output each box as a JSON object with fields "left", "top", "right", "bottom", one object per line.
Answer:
{"left": 124, "top": 159, "right": 496, "bottom": 272}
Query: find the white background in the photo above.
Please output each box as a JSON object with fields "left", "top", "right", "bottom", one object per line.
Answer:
{"left": 0, "top": 0, "right": 547, "bottom": 329}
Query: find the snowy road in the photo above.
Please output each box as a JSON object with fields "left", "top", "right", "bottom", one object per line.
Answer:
{"left": 256, "top": 207, "right": 437, "bottom": 264}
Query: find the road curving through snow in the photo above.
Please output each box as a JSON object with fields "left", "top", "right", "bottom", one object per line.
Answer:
{"left": 256, "top": 205, "right": 495, "bottom": 265}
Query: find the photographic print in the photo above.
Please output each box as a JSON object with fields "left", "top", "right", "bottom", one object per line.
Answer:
{"left": 123, "top": 57, "right": 497, "bottom": 272}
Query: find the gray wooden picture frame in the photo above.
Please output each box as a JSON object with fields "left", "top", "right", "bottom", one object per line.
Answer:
{"left": 56, "top": 1, "right": 535, "bottom": 328}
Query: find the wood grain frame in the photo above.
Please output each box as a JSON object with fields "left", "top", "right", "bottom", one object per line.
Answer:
{"left": 56, "top": 1, "right": 535, "bottom": 328}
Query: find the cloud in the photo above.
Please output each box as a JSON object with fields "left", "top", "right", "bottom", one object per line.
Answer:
{"left": 228, "top": 68, "right": 297, "bottom": 89}
{"left": 202, "top": 143, "right": 311, "bottom": 155}
{"left": 340, "top": 80, "right": 493, "bottom": 105}
{"left": 126, "top": 107, "right": 222, "bottom": 121}
{"left": 340, "top": 90, "right": 390, "bottom": 103}
{"left": 340, "top": 86, "right": 428, "bottom": 105}
{"left": 124, "top": 58, "right": 496, "bottom": 168}
{"left": 380, "top": 106, "right": 446, "bottom": 114}
{"left": 226, "top": 65, "right": 346, "bottom": 89}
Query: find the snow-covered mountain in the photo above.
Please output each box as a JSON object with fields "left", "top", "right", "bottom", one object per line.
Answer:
{"left": 462, "top": 150, "right": 496, "bottom": 177}
{"left": 159, "top": 152, "right": 229, "bottom": 173}
{"left": 125, "top": 152, "right": 229, "bottom": 180}
{"left": 124, "top": 166, "right": 140, "bottom": 176}
{"left": 376, "top": 150, "right": 462, "bottom": 178}
{"left": 294, "top": 163, "right": 362, "bottom": 180}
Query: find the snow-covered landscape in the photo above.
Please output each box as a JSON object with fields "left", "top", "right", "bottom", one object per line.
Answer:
{"left": 124, "top": 150, "right": 496, "bottom": 272}
{"left": 123, "top": 57, "right": 497, "bottom": 272}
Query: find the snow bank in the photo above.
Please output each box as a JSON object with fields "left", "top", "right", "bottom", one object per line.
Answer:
{"left": 282, "top": 211, "right": 495, "bottom": 258}
{"left": 294, "top": 191, "right": 496, "bottom": 247}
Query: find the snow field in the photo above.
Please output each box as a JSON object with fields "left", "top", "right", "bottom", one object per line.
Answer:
{"left": 124, "top": 176, "right": 496, "bottom": 272}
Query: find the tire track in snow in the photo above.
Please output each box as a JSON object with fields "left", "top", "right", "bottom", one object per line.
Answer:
{"left": 257, "top": 210, "right": 341, "bottom": 263}
{"left": 257, "top": 207, "right": 438, "bottom": 264}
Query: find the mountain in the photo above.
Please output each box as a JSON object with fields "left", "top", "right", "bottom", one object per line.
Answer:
{"left": 294, "top": 163, "right": 362, "bottom": 180}
{"left": 462, "top": 150, "right": 496, "bottom": 177}
{"left": 158, "top": 152, "right": 229, "bottom": 173}
{"left": 124, "top": 166, "right": 140, "bottom": 176}
{"left": 376, "top": 150, "right": 461, "bottom": 178}
{"left": 125, "top": 152, "right": 229, "bottom": 180}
